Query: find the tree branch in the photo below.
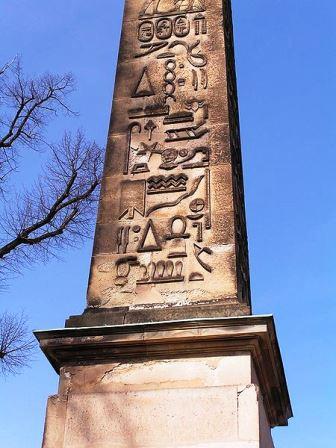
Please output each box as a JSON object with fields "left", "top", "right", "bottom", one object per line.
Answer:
{"left": 0, "top": 131, "right": 103, "bottom": 269}
{"left": 0, "top": 57, "right": 17, "bottom": 77}
{"left": 0, "top": 58, "right": 76, "bottom": 152}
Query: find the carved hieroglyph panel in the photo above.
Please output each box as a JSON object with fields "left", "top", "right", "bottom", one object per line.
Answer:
{"left": 87, "top": 0, "right": 250, "bottom": 308}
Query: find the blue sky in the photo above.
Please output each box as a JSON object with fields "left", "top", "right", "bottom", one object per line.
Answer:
{"left": 1, "top": 1, "right": 336, "bottom": 446}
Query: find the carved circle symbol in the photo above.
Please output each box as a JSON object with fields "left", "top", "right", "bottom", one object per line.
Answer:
{"left": 133, "top": 225, "right": 141, "bottom": 233}
{"left": 174, "top": 16, "right": 190, "bottom": 38}
{"left": 163, "top": 59, "right": 176, "bottom": 102}
{"left": 137, "top": 16, "right": 191, "bottom": 41}
{"left": 165, "top": 72, "right": 175, "bottom": 81}
{"left": 190, "top": 198, "right": 205, "bottom": 213}
{"left": 138, "top": 21, "right": 154, "bottom": 42}
{"left": 166, "top": 60, "right": 176, "bottom": 70}
{"left": 165, "top": 84, "right": 175, "bottom": 96}
{"left": 156, "top": 18, "right": 173, "bottom": 40}
{"left": 179, "top": 148, "right": 188, "bottom": 157}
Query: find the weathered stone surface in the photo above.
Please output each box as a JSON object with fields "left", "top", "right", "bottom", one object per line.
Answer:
{"left": 85, "top": 0, "right": 251, "bottom": 318}
{"left": 42, "top": 396, "right": 67, "bottom": 448}
{"left": 65, "top": 302, "right": 250, "bottom": 327}
{"left": 36, "top": 315, "right": 292, "bottom": 430}
{"left": 38, "top": 318, "right": 287, "bottom": 448}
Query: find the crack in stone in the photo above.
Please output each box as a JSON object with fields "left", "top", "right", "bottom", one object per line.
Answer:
{"left": 237, "top": 384, "right": 254, "bottom": 397}
{"left": 99, "top": 364, "right": 123, "bottom": 382}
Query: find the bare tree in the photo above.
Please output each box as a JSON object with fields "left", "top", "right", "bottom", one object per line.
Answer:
{"left": 0, "top": 57, "right": 76, "bottom": 183}
{"left": 0, "top": 131, "right": 102, "bottom": 279}
{"left": 0, "top": 58, "right": 104, "bottom": 375}
{"left": 0, "top": 312, "right": 36, "bottom": 376}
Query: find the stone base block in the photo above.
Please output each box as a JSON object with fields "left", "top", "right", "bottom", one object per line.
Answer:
{"left": 36, "top": 315, "right": 292, "bottom": 448}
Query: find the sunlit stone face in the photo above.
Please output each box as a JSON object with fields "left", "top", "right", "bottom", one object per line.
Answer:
{"left": 87, "top": 0, "right": 251, "bottom": 313}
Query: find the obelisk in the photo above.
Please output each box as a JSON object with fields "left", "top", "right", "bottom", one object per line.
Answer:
{"left": 36, "top": 1, "right": 292, "bottom": 447}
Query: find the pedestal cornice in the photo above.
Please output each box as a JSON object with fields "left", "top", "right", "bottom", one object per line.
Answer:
{"left": 35, "top": 314, "right": 292, "bottom": 428}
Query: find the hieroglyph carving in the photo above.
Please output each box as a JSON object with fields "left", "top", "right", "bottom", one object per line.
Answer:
{"left": 113, "top": 0, "right": 213, "bottom": 292}
{"left": 132, "top": 68, "right": 155, "bottom": 98}
{"left": 140, "top": 0, "right": 205, "bottom": 18}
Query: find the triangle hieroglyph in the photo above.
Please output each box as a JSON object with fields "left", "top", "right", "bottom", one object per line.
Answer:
{"left": 132, "top": 67, "right": 155, "bottom": 98}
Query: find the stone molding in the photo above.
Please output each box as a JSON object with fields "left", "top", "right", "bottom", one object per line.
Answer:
{"left": 35, "top": 315, "right": 292, "bottom": 428}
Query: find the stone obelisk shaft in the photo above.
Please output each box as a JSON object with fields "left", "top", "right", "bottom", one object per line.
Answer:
{"left": 85, "top": 0, "right": 251, "bottom": 322}
{"left": 37, "top": 3, "right": 292, "bottom": 447}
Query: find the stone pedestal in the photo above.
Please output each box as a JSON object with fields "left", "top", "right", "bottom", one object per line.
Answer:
{"left": 36, "top": 315, "right": 292, "bottom": 448}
